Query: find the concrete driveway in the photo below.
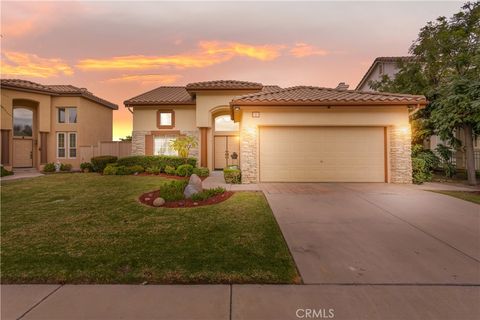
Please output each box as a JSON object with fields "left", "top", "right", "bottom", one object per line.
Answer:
{"left": 262, "top": 183, "right": 480, "bottom": 285}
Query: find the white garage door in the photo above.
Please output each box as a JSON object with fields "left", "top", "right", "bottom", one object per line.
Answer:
{"left": 259, "top": 127, "right": 385, "bottom": 182}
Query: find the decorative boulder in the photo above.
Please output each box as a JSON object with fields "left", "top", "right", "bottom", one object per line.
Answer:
{"left": 153, "top": 197, "right": 165, "bottom": 207}
{"left": 184, "top": 174, "right": 203, "bottom": 198}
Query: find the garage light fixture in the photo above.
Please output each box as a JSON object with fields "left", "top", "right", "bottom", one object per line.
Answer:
{"left": 252, "top": 111, "right": 260, "bottom": 118}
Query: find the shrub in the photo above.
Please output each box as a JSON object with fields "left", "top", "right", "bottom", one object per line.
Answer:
{"left": 60, "top": 163, "right": 72, "bottom": 172}
{"left": 92, "top": 155, "right": 117, "bottom": 172}
{"left": 435, "top": 144, "right": 456, "bottom": 178}
{"left": 176, "top": 164, "right": 194, "bottom": 177}
{"left": 80, "top": 162, "right": 93, "bottom": 172}
{"left": 190, "top": 187, "right": 226, "bottom": 201}
{"left": 1, "top": 166, "right": 13, "bottom": 177}
{"left": 411, "top": 144, "right": 440, "bottom": 184}
{"left": 160, "top": 180, "right": 188, "bottom": 201}
{"left": 103, "top": 164, "right": 118, "bottom": 175}
{"left": 224, "top": 168, "right": 241, "bottom": 184}
{"left": 164, "top": 165, "right": 176, "bottom": 175}
{"left": 192, "top": 167, "right": 210, "bottom": 177}
{"left": 43, "top": 163, "right": 56, "bottom": 172}
{"left": 117, "top": 155, "right": 196, "bottom": 170}
{"left": 145, "top": 166, "right": 161, "bottom": 175}
{"left": 128, "top": 165, "right": 145, "bottom": 174}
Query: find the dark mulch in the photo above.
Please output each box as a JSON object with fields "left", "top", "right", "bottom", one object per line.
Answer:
{"left": 139, "top": 190, "right": 234, "bottom": 208}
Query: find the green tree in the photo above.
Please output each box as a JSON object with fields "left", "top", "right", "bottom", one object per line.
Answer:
{"left": 119, "top": 135, "right": 132, "bottom": 142}
{"left": 371, "top": 2, "right": 480, "bottom": 185}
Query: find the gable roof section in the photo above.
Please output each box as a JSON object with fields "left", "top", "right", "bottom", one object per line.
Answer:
{"left": 355, "top": 56, "right": 414, "bottom": 90}
{"left": 124, "top": 86, "right": 195, "bottom": 106}
{"left": 186, "top": 80, "right": 263, "bottom": 91}
{"left": 1, "top": 79, "right": 118, "bottom": 109}
{"left": 231, "top": 86, "right": 427, "bottom": 106}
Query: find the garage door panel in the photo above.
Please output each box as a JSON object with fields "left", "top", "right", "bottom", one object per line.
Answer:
{"left": 259, "top": 127, "right": 385, "bottom": 182}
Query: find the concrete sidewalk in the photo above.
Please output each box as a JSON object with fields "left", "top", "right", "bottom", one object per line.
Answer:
{"left": 2, "top": 284, "right": 479, "bottom": 320}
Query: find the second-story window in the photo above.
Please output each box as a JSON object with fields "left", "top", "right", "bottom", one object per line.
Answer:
{"left": 157, "top": 110, "right": 174, "bottom": 128}
{"left": 58, "top": 107, "right": 77, "bottom": 123}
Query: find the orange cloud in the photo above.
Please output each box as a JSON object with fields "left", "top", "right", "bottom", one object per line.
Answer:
{"left": 1, "top": 51, "right": 74, "bottom": 78}
{"left": 77, "top": 41, "right": 284, "bottom": 71}
{"left": 290, "top": 43, "right": 328, "bottom": 58}
{"left": 199, "top": 41, "right": 283, "bottom": 61}
{"left": 106, "top": 74, "right": 182, "bottom": 85}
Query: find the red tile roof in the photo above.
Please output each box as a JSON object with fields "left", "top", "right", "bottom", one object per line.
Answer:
{"left": 1, "top": 79, "right": 118, "bottom": 109}
{"left": 124, "top": 86, "right": 195, "bottom": 106}
{"left": 231, "top": 86, "right": 427, "bottom": 106}
{"left": 186, "top": 80, "right": 263, "bottom": 91}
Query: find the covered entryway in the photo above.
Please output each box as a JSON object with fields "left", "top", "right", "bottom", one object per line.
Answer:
{"left": 12, "top": 106, "right": 35, "bottom": 168}
{"left": 213, "top": 114, "right": 240, "bottom": 170}
{"left": 214, "top": 136, "right": 240, "bottom": 169}
{"left": 259, "top": 126, "right": 386, "bottom": 182}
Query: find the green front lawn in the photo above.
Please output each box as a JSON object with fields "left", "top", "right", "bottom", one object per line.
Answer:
{"left": 431, "top": 190, "right": 480, "bottom": 205}
{"left": 1, "top": 174, "right": 299, "bottom": 284}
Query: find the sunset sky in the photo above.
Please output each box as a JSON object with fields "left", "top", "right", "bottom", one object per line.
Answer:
{"left": 1, "top": 1, "right": 461, "bottom": 140}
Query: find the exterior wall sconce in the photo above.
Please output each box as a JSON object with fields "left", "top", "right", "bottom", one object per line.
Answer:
{"left": 252, "top": 111, "right": 260, "bottom": 118}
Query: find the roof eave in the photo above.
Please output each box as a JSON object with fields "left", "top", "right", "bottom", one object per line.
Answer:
{"left": 0, "top": 85, "right": 59, "bottom": 96}
{"left": 230, "top": 100, "right": 428, "bottom": 107}
{"left": 124, "top": 101, "right": 196, "bottom": 107}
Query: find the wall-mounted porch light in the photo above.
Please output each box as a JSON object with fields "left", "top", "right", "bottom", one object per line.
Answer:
{"left": 252, "top": 111, "right": 260, "bottom": 118}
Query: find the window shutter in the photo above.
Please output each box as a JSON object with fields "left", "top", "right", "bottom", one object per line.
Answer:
{"left": 145, "top": 134, "right": 153, "bottom": 155}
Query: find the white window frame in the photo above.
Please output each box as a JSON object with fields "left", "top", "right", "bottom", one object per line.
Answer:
{"left": 57, "top": 132, "right": 66, "bottom": 159}
{"left": 58, "top": 107, "right": 77, "bottom": 124}
{"left": 154, "top": 135, "right": 177, "bottom": 156}
{"left": 68, "top": 132, "right": 77, "bottom": 159}
{"left": 57, "top": 132, "right": 77, "bottom": 159}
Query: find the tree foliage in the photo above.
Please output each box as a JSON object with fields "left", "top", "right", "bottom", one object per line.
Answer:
{"left": 371, "top": 2, "right": 480, "bottom": 184}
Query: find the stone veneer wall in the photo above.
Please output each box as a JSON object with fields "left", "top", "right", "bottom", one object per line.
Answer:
{"left": 389, "top": 126, "right": 413, "bottom": 183}
{"left": 132, "top": 130, "right": 148, "bottom": 155}
{"left": 131, "top": 130, "right": 199, "bottom": 161}
{"left": 240, "top": 126, "right": 258, "bottom": 184}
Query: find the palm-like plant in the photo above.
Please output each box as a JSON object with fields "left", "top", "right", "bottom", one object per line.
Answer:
{"left": 170, "top": 135, "right": 198, "bottom": 159}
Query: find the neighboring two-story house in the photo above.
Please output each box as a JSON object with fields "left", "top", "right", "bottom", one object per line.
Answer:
{"left": 1, "top": 79, "right": 118, "bottom": 171}
{"left": 356, "top": 57, "right": 480, "bottom": 169}
{"left": 125, "top": 80, "right": 427, "bottom": 184}
{"left": 355, "top": 56, "right": 413, "bottom": 92}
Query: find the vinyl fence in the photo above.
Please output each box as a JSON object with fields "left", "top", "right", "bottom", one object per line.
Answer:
{"left": 79, "top": 141, "right": 132, "bottom": 163}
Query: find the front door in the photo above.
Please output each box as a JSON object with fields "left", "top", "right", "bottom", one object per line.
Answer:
{"left": 13, "top": 138, "right": 33, "bottom": 168}
{"left": 214, "top": 136, "right": 240, "bottom": 169}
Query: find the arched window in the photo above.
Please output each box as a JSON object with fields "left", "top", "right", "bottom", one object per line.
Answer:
{"left": 214, "top": 115, "right": 239, "bottom": 132}
{"left": 13, "top": 108, "right": 33, "bottom": 137}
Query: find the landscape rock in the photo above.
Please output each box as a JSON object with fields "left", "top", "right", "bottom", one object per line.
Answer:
{"left": 153, "top": 197, "right": 165, "bottom": 207}
{"left": 184, "top": 174, "right": 203, "bottom": 198}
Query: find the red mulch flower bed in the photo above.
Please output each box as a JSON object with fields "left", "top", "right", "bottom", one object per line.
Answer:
{"left": 139, "top": 190, "right": 234, "bottom": 208}
{"left": 135, "top": 173, "right": 208, "bottom": 181}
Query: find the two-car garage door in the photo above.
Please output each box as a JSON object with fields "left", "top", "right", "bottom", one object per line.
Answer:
{"left": 259, "top": 127, "right": 386, "bottom": 182}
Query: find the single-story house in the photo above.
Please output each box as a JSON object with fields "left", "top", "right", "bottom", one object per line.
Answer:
{"left": 1, "top": 79, "right": 118, "bottom": 171}
{"left": 124, "top": 80, "right": 427, "bottom": 184}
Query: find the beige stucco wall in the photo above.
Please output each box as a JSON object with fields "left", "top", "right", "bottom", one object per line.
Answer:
{"left": 47, "top": 96, "right": 113, "bottom": 168}
{"left": 131, "top": 105, "right": 198, "bottom": 159}
{"left": 132, "top": 105, "right": 196, "bottom": 132}
{"left": 237, "top": 105, "right": 412, "bottom": 183}
{"left": 0, "top": 88, "right": 114, "bottom": 170}
{"left": 1, "top": 88, "right": 52, "bottom": 131}
{"left": 194, "top": 90, "right": 260, "bottom": 128}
